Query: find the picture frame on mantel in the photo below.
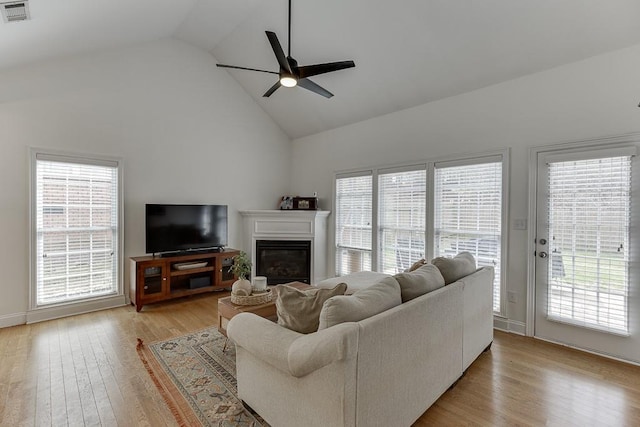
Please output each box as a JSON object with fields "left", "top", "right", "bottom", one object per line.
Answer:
{"left": 293, "top": 197, "right": 318, "bottom": 210}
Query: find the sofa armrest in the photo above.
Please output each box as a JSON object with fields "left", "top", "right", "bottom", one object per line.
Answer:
{"left": 227, "top": 313, "right": 300, "bottom": 374}
{"left": 461, "top": 266, "right": 495, "bottom": 370}
{"left": 227, "top": 313, "right": 359, "bottom": 378}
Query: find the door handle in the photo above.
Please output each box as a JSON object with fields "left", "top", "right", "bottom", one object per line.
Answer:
{"left": 539, "top": 252, "right": 548, "bottom": 258}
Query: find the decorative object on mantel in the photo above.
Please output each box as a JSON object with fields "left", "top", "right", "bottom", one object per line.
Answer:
{"left": 292, "top": 196, "right": 318, "bottom": 210}
{"left": 279, "top": 194, "right": 318, "bottom": 210}
{"left": 230, "top": 251, "right": 252, "bottom": 296}
{"left": 278, "top": 195, "right": 294, "bottom": 210}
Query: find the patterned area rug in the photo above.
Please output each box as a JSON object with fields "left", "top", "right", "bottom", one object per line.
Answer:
{"left": 136, "top": 327, "right": 269, "bottom": 426}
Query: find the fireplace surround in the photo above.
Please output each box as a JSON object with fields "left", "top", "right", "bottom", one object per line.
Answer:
{"left": 240, "top": 210, "right": 330, "bottom": 285}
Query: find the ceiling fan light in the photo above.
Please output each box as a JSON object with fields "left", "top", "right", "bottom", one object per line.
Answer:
{"left": 280, "top": 76, "right": 297, "bottom": 87}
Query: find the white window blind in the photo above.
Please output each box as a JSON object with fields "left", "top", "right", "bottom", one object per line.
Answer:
{"left": 378, "top": 169, "right": 426, "bottom": 274}
{"left": 36, "top": 159, "right": 119, "bottom": 306}
{"left": 546, "top": 156, "right": 631, "bottom": 333}
{"left": 335, "top": 174, "right": 372, "bottom": 275}
{"left": 434, "top": 161, "right": 502, "bottom": 312}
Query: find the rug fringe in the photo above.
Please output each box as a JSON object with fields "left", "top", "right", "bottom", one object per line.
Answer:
{"left": 136, "top": 338, "right": 201, "bottom": 427}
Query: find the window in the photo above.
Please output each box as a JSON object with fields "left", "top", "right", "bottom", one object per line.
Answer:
{"left": 334, "top": 151, "right": 507, "bottom": 314}
{"left": 335, "top": 173, "right": 372, "bottom": 275}
{"left": 378, "top": 168, "right": 426, "bottom": 274}
{"left": 33, "top": 152, "right": 120, "bottom": 307}
{"left": 434, "top": 160, "right": 503, "bottom": 312}
{"left": 546, "top": 155, "right": 631, "bottom": 333}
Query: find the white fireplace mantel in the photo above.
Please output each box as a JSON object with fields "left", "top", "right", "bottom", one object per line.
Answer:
{"left": 239, "top": 210, "right": 330, "bottom": 284}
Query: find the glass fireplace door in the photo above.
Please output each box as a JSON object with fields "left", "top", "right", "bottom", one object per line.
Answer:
{"left": 255, "top": 240, "right": 312, "bottom": 285}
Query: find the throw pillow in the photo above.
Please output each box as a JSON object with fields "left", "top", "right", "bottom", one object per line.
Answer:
{"left": 314, "top": 271, "right": 392, "bottom": 294}
{"left": 408, "top": 258, "right": 427, "bottom": 272}
{"left": 318, "top": 276, "right": 402, "bottom": 330}
{"left": 276, "top": 283, "right": 348, "bottom": 334}
{"left": 431, "top": 252, "right": 476, "bottom": 285}
{"left": 393, "top": 263, "right": 445, "bottom": 302}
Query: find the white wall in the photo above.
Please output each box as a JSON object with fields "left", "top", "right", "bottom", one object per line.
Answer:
{"left": 0, "top": 38, "right": 291, "bottom": 326}
{"left": 290, "top": 43, "right": 640, "bottom": 331}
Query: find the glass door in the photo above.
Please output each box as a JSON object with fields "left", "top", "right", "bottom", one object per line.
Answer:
{"left": 141, "top": 262, "right": 166, "bottom": 297}
{"left": 534, "top": 146, "right": 640, "bottom": 363}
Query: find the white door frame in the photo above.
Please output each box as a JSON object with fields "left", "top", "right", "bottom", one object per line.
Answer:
{"left": 526, "top": 132, "right": 640, "bottom": 337}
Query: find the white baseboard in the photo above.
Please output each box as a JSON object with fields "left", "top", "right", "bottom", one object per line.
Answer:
{"left": 494, "top": 316, "right": 526, "bottom": 335}
{"left": 0, "top": 312, "right": 27, "bottom": 328}
{"left": 26, "top": 294, "right": 127, "bottom": 324}
{"left": 534, "top": 336, "right": 640, "bottom": 366}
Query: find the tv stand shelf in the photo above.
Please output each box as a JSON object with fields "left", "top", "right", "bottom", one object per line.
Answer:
{"left": 130, "top": 249, "right": 239, "bottom": 312}
{"left": 171, "top": 266, "right": 215, "bottom": 277}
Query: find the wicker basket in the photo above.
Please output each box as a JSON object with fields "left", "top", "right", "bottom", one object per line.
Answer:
{"left": 230, "top": 288, "right": 274, "bottom": 306}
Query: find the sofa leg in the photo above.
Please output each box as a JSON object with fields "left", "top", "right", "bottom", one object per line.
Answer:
{"left": 448, "top": 370, "right": 466, "bottom": 390}
{"left": 241, "top": 400, "right": 266, "bottom": 420}
{"left": 483, "top": 341, "right": 493, "bottom": 353}
{"left": 241, "top": 400, "right": 255, "bottom": 412}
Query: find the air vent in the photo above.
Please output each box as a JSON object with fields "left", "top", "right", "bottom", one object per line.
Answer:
{"left": 1, "top": 1, "right": 30, "bottom": 23}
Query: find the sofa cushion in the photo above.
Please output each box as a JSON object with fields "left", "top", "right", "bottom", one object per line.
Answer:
{"left": 431, "top": 252, "right": 476, "bottom": 285}
{"left": 318, "top": 276, "right": 402, "bottom": 330}
{"left": 393, "top": 263, "right": 445, "bottom": 302}
{"left": 276, "top": 283, "right": 348, "bottom": 334}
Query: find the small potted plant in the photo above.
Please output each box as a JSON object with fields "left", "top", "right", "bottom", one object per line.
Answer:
{"left": 230, "top": 251, "right": 252, "bottom": 296}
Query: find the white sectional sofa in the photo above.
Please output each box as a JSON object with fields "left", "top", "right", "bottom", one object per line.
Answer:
{"left": 227, "top": 256, "right": 494, "bottom": 427}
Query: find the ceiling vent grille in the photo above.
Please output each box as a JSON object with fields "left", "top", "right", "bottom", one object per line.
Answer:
{"left": 1, "top": 1, "right": 30, "bottom": 23}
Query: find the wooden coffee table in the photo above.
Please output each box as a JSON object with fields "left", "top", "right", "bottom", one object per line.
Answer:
{"left": 217, "top": 281, "right": 311, "bottom": 338}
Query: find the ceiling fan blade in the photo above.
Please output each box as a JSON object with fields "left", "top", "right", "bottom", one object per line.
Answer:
{"left": 263, "top": 81, "right": 281, "bottom": 97}
{"left": 266, "top": 31, "right": 292, "bottom": 74}
{"left": 216, "top": 64, "right": 279, "bottom": 75}
{"left": 297, "top": 61, "right": 355, "bottom": 79}
{"left": 297, "top": 78, "right": 333, "bottom": 98}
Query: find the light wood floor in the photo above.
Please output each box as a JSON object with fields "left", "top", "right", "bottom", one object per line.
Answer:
{"left": 1, "top": 292, "right": 640, "bottom": 427}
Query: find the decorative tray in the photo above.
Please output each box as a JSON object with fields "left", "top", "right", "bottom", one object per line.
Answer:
{"left": 174, "top": 261, "right": 208, "bottom": 270}
{"left": 231, "top": 288, "right": 274, "bottom": 306}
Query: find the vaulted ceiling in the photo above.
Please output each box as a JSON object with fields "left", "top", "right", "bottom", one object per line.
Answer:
{"left": 3, "top": 0, "right": 640, "bottom": 138}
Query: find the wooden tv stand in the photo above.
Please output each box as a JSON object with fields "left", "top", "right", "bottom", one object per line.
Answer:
{"left": 129, "top": 249, "right": 239, "bottom": 312}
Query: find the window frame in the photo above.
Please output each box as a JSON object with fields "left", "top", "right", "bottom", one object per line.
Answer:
{"left": 333, "top": 149, "right": 509, "bottom": 316}
{"left": 28, "top": 148, "right": 125, "bottom": 321}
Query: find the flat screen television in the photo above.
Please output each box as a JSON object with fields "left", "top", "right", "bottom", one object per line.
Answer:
{"left": 145, "top": 204, "right": 228, "bottom": 255}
